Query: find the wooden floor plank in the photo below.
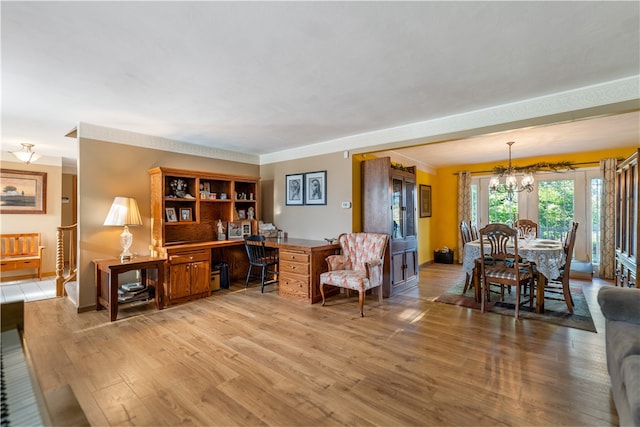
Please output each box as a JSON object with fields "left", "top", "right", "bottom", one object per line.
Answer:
{"left": 21, "top": 263, "right": 619, "bottom": 426}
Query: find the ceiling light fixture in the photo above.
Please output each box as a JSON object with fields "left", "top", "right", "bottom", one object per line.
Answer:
{"left": 489, "top": 141, "right": 535, "bottom": 201}
{"left": 10, "top": 143, "right": 41, "bottom": 164}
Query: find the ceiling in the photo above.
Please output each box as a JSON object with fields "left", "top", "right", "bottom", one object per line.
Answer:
{"left": 2, "top": 2, "right": 639, "bottom": 168}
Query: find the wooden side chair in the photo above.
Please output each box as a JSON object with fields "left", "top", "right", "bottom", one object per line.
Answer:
{"left": 459, "top": 221, "right": 474, "bottom": 294}
{"left": 515, "top": 219, "right": 539, "bottom": 238}
{"left": 478, "top": 223, "right": 535, "bottom": 319}
{"left": 243, "top": 235, "right": 279, "bottom": 292}
{"left": 543, "top": 221, "right": 579, "bottom": 313}
{"left": 319, "top": 232, "right": 389, "bottom": 317}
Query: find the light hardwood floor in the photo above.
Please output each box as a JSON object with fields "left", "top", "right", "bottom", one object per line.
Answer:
{"left": 22, "top": 263, "right": 618, "bottom": 426}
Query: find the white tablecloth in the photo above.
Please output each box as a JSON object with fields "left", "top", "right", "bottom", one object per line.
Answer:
{"left": 462, "top": 238, "right": 565, "bottom": 280}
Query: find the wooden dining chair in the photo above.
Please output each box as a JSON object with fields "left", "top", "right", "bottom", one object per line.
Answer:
{"left": 515, "top": 219, "right": 539, "bottom": 238}
{"left": 543, "top": 221, "right": 579, "bottom": 313}
{"left": 478, "top": 223, "right": 535, "bottom": 319}
{"left": 460, "top": 221, "right": 474, "bottom": 293}
{"left": 470, "top": 224, "right": 479, "bottom": 241}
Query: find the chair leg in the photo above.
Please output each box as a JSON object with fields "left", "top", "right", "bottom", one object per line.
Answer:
{"left": 377, "top": 285, "right": 383, "bottom": 305}
{"left": 260, "top": 266, "right": 266, "bottom": 293}
{"left": 320, "top": 283, "right": 326, "bottom": 306}
{"left": 462, "top": 272, "right": 471, "bottom": 294}
{"left": 245, "top": 266, "right": 252, "bottom": 288}
{"left": 514, "top": 284, "right": 520, "bottom": 320}
{"left": 358, "top": 290, "right": 365, "bottom": 317}
{"left": 562, "top": 280, "right": 574, "bottom": 313}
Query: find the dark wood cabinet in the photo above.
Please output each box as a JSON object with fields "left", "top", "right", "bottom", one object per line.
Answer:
{"left": 615, "top": 149, "right": 638, "bottom": 287}
{"left": 362, "top": 157, "right": 418, "bottom": 297}
{"left": 167, "top": 250, "right": 210, "bottom": 304}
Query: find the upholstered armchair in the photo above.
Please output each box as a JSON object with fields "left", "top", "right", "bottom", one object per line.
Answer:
{"left": 319, "top": 232, "right": 389, "bottom": 317}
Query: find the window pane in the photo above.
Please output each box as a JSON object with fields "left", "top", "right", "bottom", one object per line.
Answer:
{"left": 488, "top": 189, "right": 517, "bottom": 225}
{"left": 538, "top": 180, "right": 574, "bottom": 240}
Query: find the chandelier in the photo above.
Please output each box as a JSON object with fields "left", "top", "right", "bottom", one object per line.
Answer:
{"left": 489, "top": 141, "right": 534, "bottom": 200}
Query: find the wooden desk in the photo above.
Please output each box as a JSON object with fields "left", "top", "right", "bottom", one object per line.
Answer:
{"left": 93, "top": 256, "right": 165, "bottom": 321}
{"left": 264, "top": 238, "right": 340, "bottom": 304}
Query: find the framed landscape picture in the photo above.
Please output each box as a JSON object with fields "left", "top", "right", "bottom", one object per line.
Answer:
{"left": 304, "top": 171, "right": 326, "bottom": 205}
{"left": 0, "top": 169, "right": 47, "bottom": 214}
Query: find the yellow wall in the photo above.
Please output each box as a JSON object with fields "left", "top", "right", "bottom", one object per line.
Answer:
{"left": 431, "top": 146, "right": 638, "bottom": 260}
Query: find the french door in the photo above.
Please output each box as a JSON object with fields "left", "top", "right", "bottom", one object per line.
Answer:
{"left": 473, "top": 168, "right": 600, "bottom": 265}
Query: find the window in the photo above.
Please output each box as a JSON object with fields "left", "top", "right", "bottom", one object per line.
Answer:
{"left": 473, "top": 168, "right": 599, "bottom": 264}
{"left": 538, "top": 179, "right": 574, "bottom": 240}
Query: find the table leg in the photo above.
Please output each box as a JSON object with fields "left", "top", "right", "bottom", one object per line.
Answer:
{"left": 473, "top": 266, "right": 481, "bottom": 303}
{"left": 109, "top": 270, "right": 119, "bottom": 321}
{"left": 95, "top": 264, "right": 102, "bottom": 311}
{"left": 536, "top": 272, "right": 546, "bottom": 314}
{"left": 155, "top": 264, "right": 164, "bottom": 309}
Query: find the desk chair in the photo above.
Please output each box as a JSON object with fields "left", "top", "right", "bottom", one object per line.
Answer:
{"left": 243, "top": 235, "right": 279, "bottom": 292}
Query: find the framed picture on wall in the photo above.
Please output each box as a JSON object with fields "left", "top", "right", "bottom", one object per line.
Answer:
{"left": 285, "top": 173, "right": 303, "bottom": 205}
{"left": 0, "top": 169, "right": 47, "bottom": 214}
{"left": 304, "top": 171, "right": 326, "bottom": 205}
{"left": 420, "top": 184, "right": 432, "bottom": 218}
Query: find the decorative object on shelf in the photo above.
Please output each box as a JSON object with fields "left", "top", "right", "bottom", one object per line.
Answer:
{"left": 227, "top": 221, "right": 244, "bottom": 239}
{"left": 304, "top": 171, "right": 327, "bottom": 205}
{"left": 179, "top": 207, "right": 192, "bottom": 221}
{"left": 165, "top": 207, "right": 177, "bottom": 222}
{"left": 9, "top": 143, "right": 41, "bottom": 164}
{"left": 285, "top": 173, "right": 303, "bottom": 205}
{"left": 419, "top": 184, "right": 432, "bottom": 218}
{"left": 247, "top": 207, "right": 255, "bottom": 220}
{"left": 170, "top": 178, "right": 187, "bottom": 198}
{"left": 390, "top": 162, "right": 416, "bottom": 173}
{"left": 0, "top": 169, "right": 47, "bottom": 214}
{"left": 216, "top": 219, "right": 225, "bottom": 240}
{"left": 103, "top": 197, "right": 143, "bottom": 262}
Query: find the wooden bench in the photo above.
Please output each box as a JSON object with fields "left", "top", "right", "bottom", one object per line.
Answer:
{"left": 1, "top": 233, "right": 45, "bottom": 280}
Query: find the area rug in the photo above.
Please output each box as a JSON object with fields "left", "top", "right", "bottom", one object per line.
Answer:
{"left": 434, "top": 281, "right": 597, "bottom": 332}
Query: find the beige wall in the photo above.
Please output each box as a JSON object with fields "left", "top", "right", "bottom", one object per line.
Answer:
{"left": 0, "top": 159, "right": 62, "bottom": 279}
{"left": 260, "top": 152, "right": 353, "bottom": 240}
{"left": 77, "top": 138, "right": 260, "bottom": 310}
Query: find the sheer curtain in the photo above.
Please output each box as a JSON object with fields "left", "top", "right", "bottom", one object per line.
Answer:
{"left": 599, "top": 158, "right": 617, "bottom": 279}
{"left": 457, "top": 171, "right": 472, "bottom": 264}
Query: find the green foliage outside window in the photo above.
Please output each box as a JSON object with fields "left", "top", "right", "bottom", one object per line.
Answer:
{"left": 538, "top": 180, "right": 574, "bottom": 240}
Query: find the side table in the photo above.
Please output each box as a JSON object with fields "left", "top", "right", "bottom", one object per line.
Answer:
{"left": 93, "top": 256, "right": 165, "bottom": 321}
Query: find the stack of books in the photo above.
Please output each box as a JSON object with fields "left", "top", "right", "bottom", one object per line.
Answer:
{"left": 117, "top": 282, "right": 153, "bottom": 304}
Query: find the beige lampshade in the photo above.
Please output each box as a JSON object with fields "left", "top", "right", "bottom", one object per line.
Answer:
{"left": 103, "top": 197, "right": 142, "bottom": 226}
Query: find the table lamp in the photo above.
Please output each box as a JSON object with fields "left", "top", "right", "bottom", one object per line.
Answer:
{"left": 103, "top": 197, "right": 142, "bottom": 261}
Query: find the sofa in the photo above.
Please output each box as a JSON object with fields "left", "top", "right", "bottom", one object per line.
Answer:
{"left": 598, "top": 286, "right": 640, "bottom": 426}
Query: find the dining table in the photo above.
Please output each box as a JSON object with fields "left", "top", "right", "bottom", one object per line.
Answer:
{"left": 462, "top": 237, "right": 565, "bottom": 314}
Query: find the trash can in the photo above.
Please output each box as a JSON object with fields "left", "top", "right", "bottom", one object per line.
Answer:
{"left": 212, "top": 262, "right": 229, "bottom": 289}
